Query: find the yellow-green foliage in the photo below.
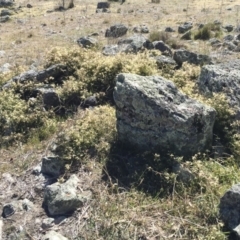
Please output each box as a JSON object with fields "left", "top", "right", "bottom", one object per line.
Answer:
{"left": 0, "top": 90, "right": 56, "bottom": 145}
{"left": 54, "top": 105, "right": 116, "bottom": 162}
{"left": 46, "top": 47, "right": 159, "bottom": 103}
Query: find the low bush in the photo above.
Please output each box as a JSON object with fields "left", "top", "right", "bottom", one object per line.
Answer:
{"left": 53, "top": 105, "right": 116, "bottom": 163}
{"left": 194, "top": 23, "right": 222, "bottom": 40}
{"left": 0, "top": 90, "right": 56, "bottom": 146}
{"left": 46, "top": 48, "right": 159, "bottom": 105}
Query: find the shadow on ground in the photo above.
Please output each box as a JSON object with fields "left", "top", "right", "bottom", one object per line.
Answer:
{"left": 102, "top": 142, "right": 179, "bottom": 197}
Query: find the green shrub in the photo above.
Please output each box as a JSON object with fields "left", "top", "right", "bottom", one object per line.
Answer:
{"left": 46, "top": 48, "right": 159, "bottom": 105}
{"left": 149, "top": 31, "right": 171, "bottom": 42}
{"left": 0, "top": 90, "right": 56, "bottom": 146}
{"left": 53, "top": 105, "right": 116, "bottom": 163}
{"left": 194, "top": 23, "right": 222, "bottom": 40}
{"left": 194, "top": 26, "right": 212, "bottom": 40}
{"left": 149, "top": 31, "right": 186, "bottom": 49}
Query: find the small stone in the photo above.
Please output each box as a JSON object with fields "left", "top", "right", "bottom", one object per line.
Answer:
{"left": 77, "top": 36, "right": 98, "bottom": 48}
{"left": 2, "top": 173, "right": 15, "bottom": 184}
{"left": 0, "top": 16, "right": 10, "bottom": 23}
{"left": 172, "top": 163, "right": 194, "bottom": 183}
{"left": 165, "top": 27, "right": 175, "bottom": 32}
{"left": 2, "top": 204, "right": 15, "bottom": 218}
{"left": 0, "top": 50, "right": 5, "bottom": 57}
{"left": 21, "top": 199, "right": 34, "bottom": 211}
{"left": 42, "top": 230, "right": 68, "bottom": 240}
{"left": 32, "top": 164, "right": 42, "bottom": 175}
{"left": 178, "top": 22, "right": 193, "bottom": 34}
{"left": 42, "top": 218, "right": 55, "bottom": 229}
{"left": 224, "top": 25, "right": 234, "bottom": 32}
{"left": 44, "top": 175, "right": 92, "bottom": 216}
{"left": 41, "top": 156, "right": 65, "bottom": 178}
{"left": 223, "top": 34, "right": 234, "bottom": 41}
{"left": 54, "top": 216, "right": 67, "bottom": 224}
{"left": 105, "top": 24, "right": 128, "bottom": 38}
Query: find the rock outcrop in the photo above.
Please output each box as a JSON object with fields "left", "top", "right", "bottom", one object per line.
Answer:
{"left": 113, "top": 73, "right": 216, "bottom": 157}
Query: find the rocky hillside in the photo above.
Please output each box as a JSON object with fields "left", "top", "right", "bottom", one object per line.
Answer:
{"left": 1, "top": 0, "right": 240, "bottom": 239}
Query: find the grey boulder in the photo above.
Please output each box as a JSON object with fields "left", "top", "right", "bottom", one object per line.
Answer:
{"left": 173, "top": 49, "right": 212, "bottom": 67}
{"left": 44, "top": 175, "right": 91, "bottom": 216}
{"left": 105, "top": 24, "right": 128, "bottom": 38}
{"left": 165, "top": 27, "right": 175, "bottom": 32}
{"left": 77, "top": 36, "right": 98, "bottom": 48}
{"left": 103, "top": 35, "right": 153, "bottom": 55}
{"left": 197, "top": 60, "right": 240, "bottom": 117}
{"left": 0, "top": 63, "right": 11, "bottom": 73}
{"left": 0, "top": 15, "right": 10, "bottom": 22}
{"left": 178, "top": 22, "right": 193, "bottom": 34}
{"left": 155, "top": 55, "right": 177, "bottom": 69}
{"left": 0, "top": 0, "right": 14, "bottom": 7}
{"left": 97, "top": 2, "right": 110, "bottom": 9}
{"left": 223, "top": 34, "right": 234, "bottom": 42}
{"left": 2, "top": 64, "right": 66, "bottom": 89}
{"left": 2, "top": 199, "right": 34, "bottom": 218}
{"left": 0, "top": 9, "right": 13, "bottom": 16}
{"left": 41, "top": 156, "right": 65, "bottom": 177}
{"left": 35, "top": 87, "right": 61, "bottom": 110}
{"left": 102, "top": 45, "right": 120, "bottom": 56}
{"left": 153, "top": 41, "right": 172, "bottom": 56}
{"left": 223, "top": 25, "right": 234, "bottom": 32}
{"left": 220, "top": 183, "right": 240, "bottom": 238}
{"left": 223, "top": 41, "right": 237, "bottom": 51}
{"left": 118, "top": 35, "right": 153, "bottom": 53}
{"left": 133, "top": 25, "right": 149, "bottom": 34}
{"left": 113, "top": 73, "right": 216, "bottom": 157}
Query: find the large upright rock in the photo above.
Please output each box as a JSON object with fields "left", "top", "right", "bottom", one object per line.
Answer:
{"left": 113, "top": 73, "right": 216, "bottom": 156}
{"left": 197, "top": 60, "right": 240, "bottom": 117}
